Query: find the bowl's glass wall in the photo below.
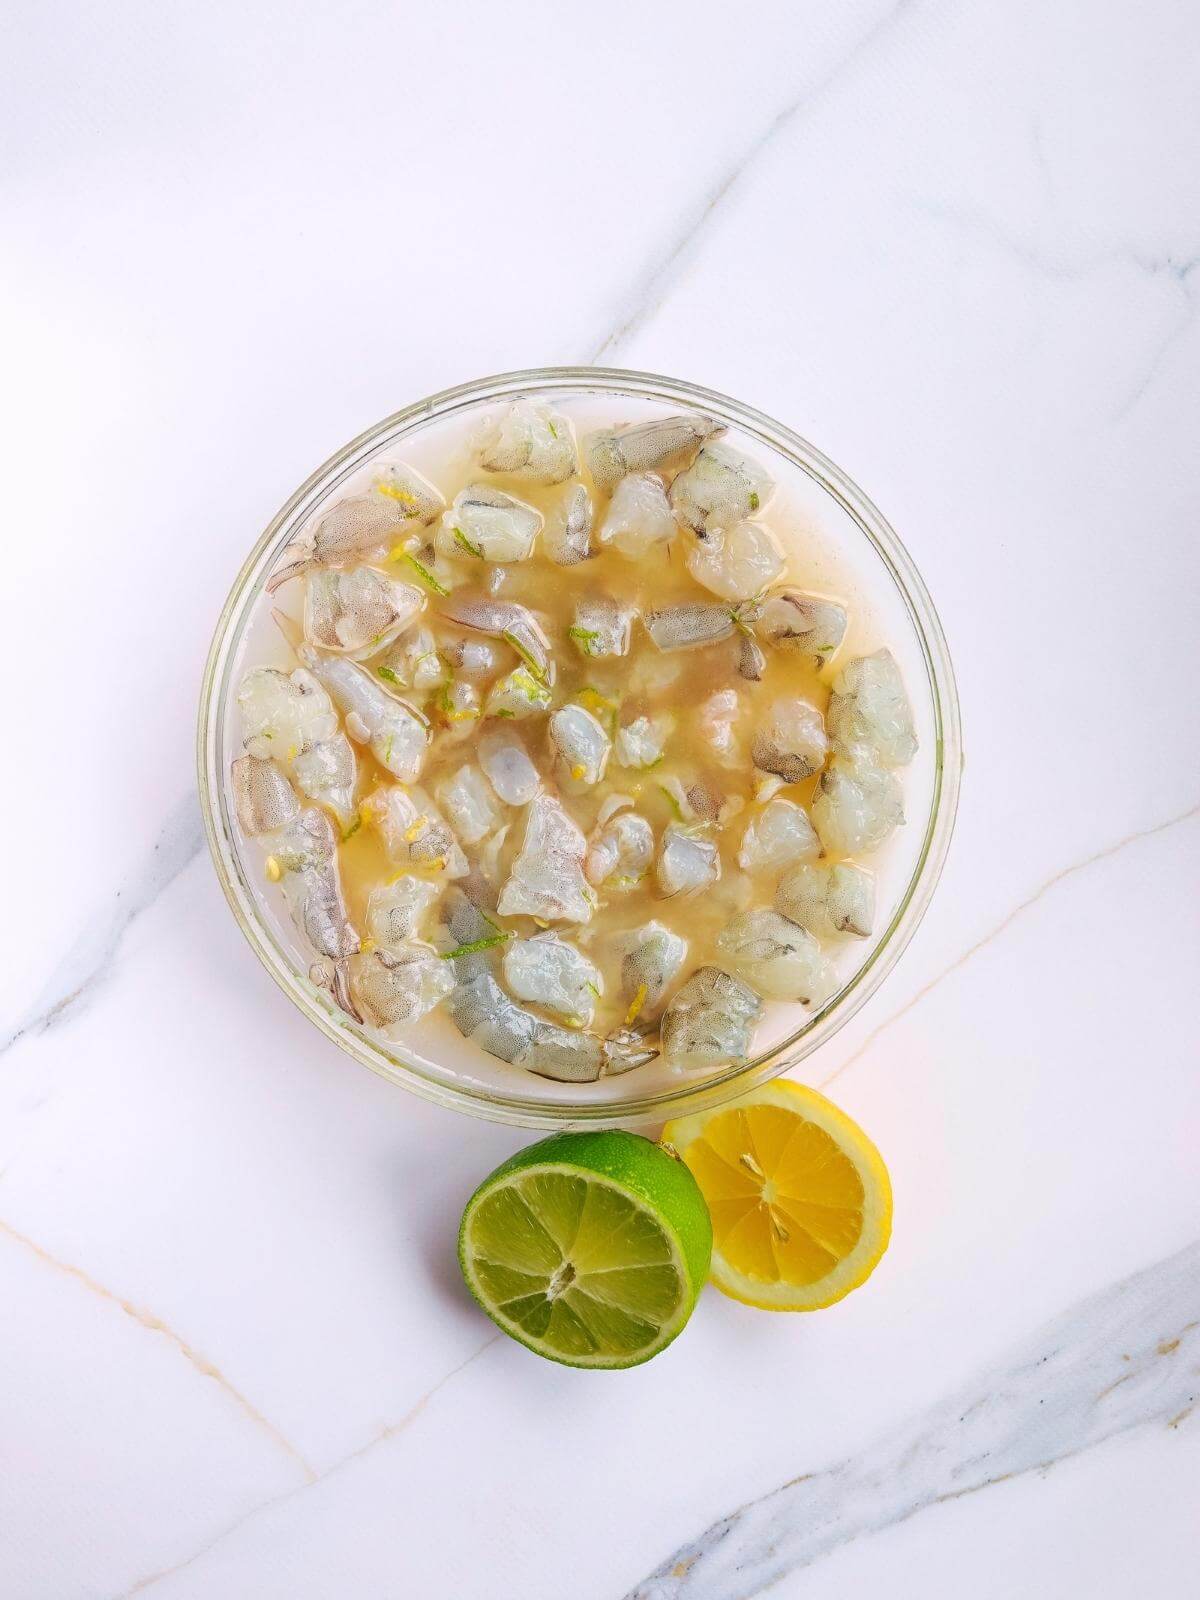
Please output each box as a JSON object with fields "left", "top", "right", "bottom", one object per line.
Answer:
{"left": 198, "top": 368, "right": 960, "bottom": 1128}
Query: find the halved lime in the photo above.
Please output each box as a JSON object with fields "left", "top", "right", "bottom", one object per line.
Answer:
{"left": 458, "top": 1130, "right": 712, "bottom": 1368}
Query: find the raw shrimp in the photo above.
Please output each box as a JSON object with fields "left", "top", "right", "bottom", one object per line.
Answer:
{"left": 568, "top": 594, "right": 634, "bottom": 659}
{"left": 484, "top": 667, "right": 553, "bottom": 719}
{"left": 716, "top": 909, "right": 834, "bottom": 1004}
{"left": 291, "top": 734, "right": 357, "bottom": 830}
{"left": 548, "top": 705, "right": 611, "bottom": 789}
{"left": 497, "top": 794, "right": 594, "bottom": 923}
{"left": 614, "top": 714, "right": 672, "bottom": 770}
{"left": 758, "top": 591, "right": 848, "bottom": 666}
{"left": 544, "top": 483, "right": 593, "bottom": 566}
{"left": 437, "top": 485, "right": 542, "bottom": 564}
{"left": 297, "top": 643, "right": 430, "bottom": 783}
{"left": 827, "top": 649, "right": 917, "bottom": 766}
{"left": 365, "top": 875, "right": 443, "bottom": 945}
{"left": 303, "top": 568, "right": 424, "bottom": 659}
{"left": 440, "top": 594, "right": 552, "bottom": 681}
{"left": 231, "top": 756, "right": 301, "bottom": 836}
{"left": 669, "top": 442, "right": 774, "bottom": 534}
{"left": 597, "top": 473, "right": 676, "bottom": 558}
{"left": 502, "top": 934, "right": 603, "bottom": 1024}
{"left": 478, "top": 729, "right": 541, "bottom": 806}
{"left": 584, "top": 413, "right": 722, "bottom": 491}
{"left": 811, "top": 758, "right": 904, "bottom": 854}
{"left": 267, "top": 464, "right": 443, "bottom": 590}
{"left": 237, "top": 666, "right": 338, "bottom": 761}
{"left": 775, "top": 861, "right": 874, "bottom": 940}
{"left": 736, "top": 797, "right": 820, "bottom": 873}
{"left": 659, "top": 967, "right": 763, "bottom": 1069}
{"left": 620, "top": 923, "right": 688, "bottom": 1019}
{"left": 751, "top": 697, "right": 828, "bottom": 783}
{"left": 477, "top": 399, "right": 577, "bottom": 484}
{"left": 362, "top": 783, "right": 469, "bottom": 877}
{"left": 585, "top": 810, "right": 654, "bottom": 888}
{"left": 685, "top": 520, "right": 784, "bottom": 601}
{"left": 348, "top": 945, "right": 455, "bottom": 1027}
{"left": 643, "top": 602, "right": 737, "bottom": 653}
{"left": 268, "top": 808, "right": 361, "bottom": 1017}
{"left": 434, "top": 764, "right": 505, "bottom": 846}
{"left": 656, "top": 824, "right": 721, "bottom": 897}
{"left": 449, "top": 975, "right": 603, "bottom": 1082}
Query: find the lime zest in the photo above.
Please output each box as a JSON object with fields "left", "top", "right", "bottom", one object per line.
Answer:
{"left": 440, "top": 932, "right": 511, "bottom": 959}
{"left": 396, "top": 551, "right": 448, "bottom": 595}
{"left": 453, "top": 526, "right": 484, "bottom": 559}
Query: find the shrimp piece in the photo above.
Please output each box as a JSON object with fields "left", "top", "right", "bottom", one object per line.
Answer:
{"left": 643, "top": 602, "right": 734, "bottom": 653}
{"left": 231, "top": 756, "right": 301, "bottom": 836}
{"left": 291, "top": 733, "right": 357, "bottom": 830}
{"left": 827, "top": 649, "right": 917, "bottom": 767}
{"left": 620, "top": 923, "right": 689, "bottom": 1019}
{"left": 436, "top": 485, "right": 542, "bottom": 564}
{"left": 758, "top": 591, "right": 848, "bottom": 666}
{"left": 365, "top": 875, "right": 443, "bottom": 945}
{"left": 811, "top": 757, "right": 904, "bottom": 854}
{"left": 568, "top": 594, "right": 635, "bottom": 659}
{"left": 303, "top": 568, "right": 424, "bottom": 659}
{"left": 775, "top": 861, "right": 875, "bottom": 940}
{"left": 656, "top": 824, "right": 721, "bottom": 898}
{"left": 439, "top": 887, "right": 504, "bottom": 982}
{"left": 375, "top": 626, "right": 445, "bottom": 694}
{"left": 440, "top": 594, "right": 553, "bottom": 681}
{"left": 502, "top": 935, "right": 603, "bottom": 1025}
{"left": 484, "top": 667, "right": 553, "bottom": 720}
{"left": 348, "top": 944, "right": 455, "bottom": 1027}
{"left": 444, "top": 636, "right": 503, "bottom": 679}
{"left": 362, "top": 782, "right": 468, "bottom": 878}
{"left": 237, "top": 666, "right": 338, "bottom": 760}
{"left": 584, "top": 413, "right": 723, "bottom": 491}
{"left": 716, "top": 909, "right": 835, "bottom": 1004}
{"left": 497, "top": 794, "right": 595, "bottom": 923}
{"left": 267, "top": 808, "right": 361, "bottom": 1016}
{"left": 548, "top": 705, "right": 611, "bottom": 789}
{"left": 267, "top": 463, "right": 443, "bottom": 590}
{"left": 659, "top": 966, "right": 763, "bottom": 1069}
{"left": 614, "top": 714, "right": 673, "bottom": 771}
{"left": 448, "top": 974, "right": 603, "bottom": 1082}
{"left": 685, "top": 520, "right": 784, "bottom": 601}
{"left": 751, "top": 697, "right": 828, "bottom": 783}
{"left": 737, "top": 632, "right": 767, "bottom": 682}
{"left": 297, "top": 643, "right": 430, "bottom": 783}
{"left": 597, "top": 473, "right": 676, "bottom": 558}
{"left": 434, "top": 764, "right": 506, "bottom": 847}
{"left": 544, "top": 483, "right": 594, "bottom": 566}
{"left": 477, "top": 399, "right": 577, "bottom": 484}
{"left": 669, "top": 442, "right": 774, "bottom": 534}
{"left": 478, "top": 729, "right": 541, "bottom": 806}
{"left": 585, "top": 811, "right": 654, "bottom": 889}
{"left": 694, "top": 689, "right": 743, "bottom": 766}
{"left": 736, "top": 797, "right": 820, "bottom": 873}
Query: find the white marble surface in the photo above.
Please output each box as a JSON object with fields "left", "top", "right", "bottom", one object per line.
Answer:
{"left": 2, "top": 2, "right": 1198, "bottom": 1595}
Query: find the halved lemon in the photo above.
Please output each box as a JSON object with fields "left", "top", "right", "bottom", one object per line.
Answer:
{"left": 662, "top": 1080, "right": 892, "bottom": 1311}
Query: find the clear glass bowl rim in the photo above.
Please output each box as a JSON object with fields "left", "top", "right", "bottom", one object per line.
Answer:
{"left": 197, "top": 365, "right": 962, "bottom": 1130}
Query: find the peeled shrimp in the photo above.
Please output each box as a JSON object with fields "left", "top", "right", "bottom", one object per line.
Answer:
{"left": 297, "top": 643, "right": 430, "bottom": 783}
{"left": 584, "top": 413, "right": 722, "bottom": 491}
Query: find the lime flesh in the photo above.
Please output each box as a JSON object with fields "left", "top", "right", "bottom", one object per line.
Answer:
{"left": 458, "top": 1130, "right": 712, "bottom": 1369}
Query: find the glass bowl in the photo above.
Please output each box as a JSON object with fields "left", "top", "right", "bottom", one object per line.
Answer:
{"left": 197, "top": 367, "right": 961, "bottom": 1129}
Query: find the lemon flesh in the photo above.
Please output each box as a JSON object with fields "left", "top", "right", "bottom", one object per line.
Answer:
{"left": 664, "top": 1080, "right": 892, "bottom": 1311}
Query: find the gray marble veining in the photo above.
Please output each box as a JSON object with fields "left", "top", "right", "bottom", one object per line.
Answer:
{"left": 0, "top": 790, "right": 204, "bottom": 1056}
{"left": 623, "top": 1241, "right": 1200, "bottom": 1599}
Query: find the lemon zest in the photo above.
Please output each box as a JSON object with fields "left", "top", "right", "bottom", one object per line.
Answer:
{"left": 265, "top": 856, "right": 283, "bottom": 883}
{"left": 624, "top": 983, "right": 648, "bottom": 1027}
